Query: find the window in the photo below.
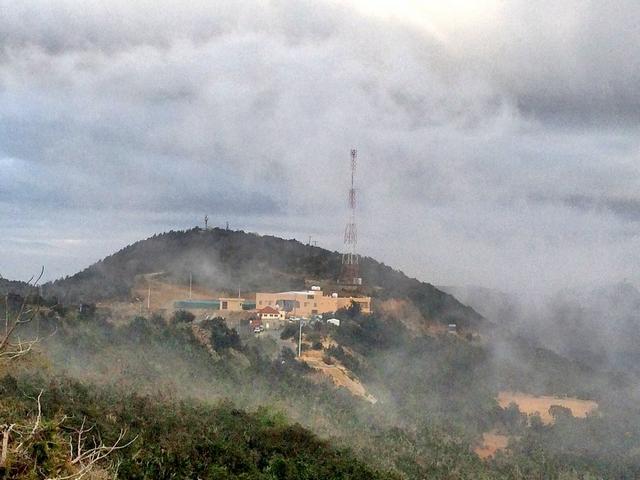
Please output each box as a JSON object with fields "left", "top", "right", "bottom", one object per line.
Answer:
{"left": 314, "top": 303, "right": 317, "bottom": 307}
{"left": 312, "top": 309, "right": 318, "bottom": 315}
{"left": 259, "top": 301, "right": 262, "bottom": 305}
{"left": 221, "top": 301, "right": 228, "bottom": 310}
{"left": 307, "top": 294, "right": 314, "bottom": 300}
{"left": 304, "top": 302, "right": 308, "bottom": 307}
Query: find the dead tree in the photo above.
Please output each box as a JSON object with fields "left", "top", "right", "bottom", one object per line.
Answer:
{"left": 0, "top": 267, "right": 44, "bottom": 362}
{"left": 0, "top": 268, "right": 136, "bottom": 477}
{"left": 0, "top": 390, "right": 136, "bottom": 478}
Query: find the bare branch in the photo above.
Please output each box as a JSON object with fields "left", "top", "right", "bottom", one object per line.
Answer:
{"left": 31, "top": 390, "right": 43, "bottom": 435}
{"left": 2, "top": 392, "right": 134, "bottom": 480}
{"left": 1, "top": 267, "right": 46, "bottom": 361}
{"left": 51, "top": 427, "right": 138, "bottom": 480}
{"left": 0, "top": 424, "right": 14, "bottom": 469}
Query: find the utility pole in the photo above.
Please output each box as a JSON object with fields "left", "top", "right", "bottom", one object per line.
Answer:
{"left": 298, "top": 318, "right": 303, "bottom": 357}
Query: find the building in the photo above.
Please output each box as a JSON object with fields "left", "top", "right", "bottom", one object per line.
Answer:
{"left": 257, "top": 306, "right": 285, "bottom": 321}
{"left": 256, "top": 305, "right": 286, "bottom": 329}
{"left": 255, "top": 288, "right": 371, "bottom": 317}
{"left": 219, "top": 298, "right": 245, "bottom": 312}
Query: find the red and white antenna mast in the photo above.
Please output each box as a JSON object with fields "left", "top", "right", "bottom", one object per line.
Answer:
{"left": 341, "top": 149, "right": 362, "bottom": 286}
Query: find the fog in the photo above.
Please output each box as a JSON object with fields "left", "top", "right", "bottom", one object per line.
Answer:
{"left": 443, "top": 281, "right": 640, "bottom": 375}
{"left": 2, "top": 0, "right": 640, "bottom": 299}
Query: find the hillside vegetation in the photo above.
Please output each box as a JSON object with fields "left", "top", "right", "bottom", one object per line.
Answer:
{"left": 3, "top": 230, "right": 640, "bottom": 478}
{"left": 0, "top": 277, "right": 31, "bottom": 297}
{"left": 42, "top": 228, "right": 482, "bottom": 327}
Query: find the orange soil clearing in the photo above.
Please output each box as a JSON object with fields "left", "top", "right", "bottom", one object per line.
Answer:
{"left": 498, "top": 391, "right": 598, "bottom": 424}
{"left": 475, "top": 431, "right": 509, "bottom": 459}
{"left": 300, "top": 348, "right": 376, "bottom": 403}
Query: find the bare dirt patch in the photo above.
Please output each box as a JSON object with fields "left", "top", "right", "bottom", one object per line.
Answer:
{"left": 377, "top": 299, "right": 432, "bottom": 334}
{"left": 475, "top": 431, "right": 509, "bottom": 459}
{"left": 498, "top": 391, "right": 598, "bottom": 424}
{"left": 300, "top": 349, "right": 376, "bottom": 403}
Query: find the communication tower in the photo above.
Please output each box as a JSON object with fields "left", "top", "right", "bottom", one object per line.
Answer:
{"left": 341, "top": 149, "right": 362, "bottom": 285}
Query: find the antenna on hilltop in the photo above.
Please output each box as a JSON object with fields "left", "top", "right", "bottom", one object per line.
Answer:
{"left": 204, "top": 215, "right": 209, "bottom": 230}
{"left": 340, "top": 149, "right": 362, "bottom": 286}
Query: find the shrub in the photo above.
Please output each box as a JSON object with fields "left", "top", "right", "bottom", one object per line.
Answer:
{"left": 171, "top": 309, "right": 195, "bottom": 324}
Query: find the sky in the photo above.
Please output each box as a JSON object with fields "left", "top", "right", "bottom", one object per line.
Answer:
{"left": 1, "top": 0, "right": 640, "bottom": 295}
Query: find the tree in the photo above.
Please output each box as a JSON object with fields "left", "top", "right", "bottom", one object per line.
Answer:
{"left": 549, "top": 404, "right": 572, "bottom": 421}
{"left": 201, "top": 317, "right": 241, "bottom": 350}
{"left": 171, "top": 309, "right": 195, "bottom": 324}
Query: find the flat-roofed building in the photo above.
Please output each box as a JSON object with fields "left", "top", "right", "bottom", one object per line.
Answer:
{"left": 255, "top": 289, "right": 371, "bottom": 317}
{"left": 219, "top": 298, "right": 245, "bottom": 312}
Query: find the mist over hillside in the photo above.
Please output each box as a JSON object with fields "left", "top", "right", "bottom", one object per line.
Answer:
{"left": 5, "top": 229, "right": 640, "bottom": 478}
{"left": 442, "top": 283, "right": 640, "bottom": 376}
{"left": 40, "top": 227, "right": 483, "bottom": 328}
{"left": 4, "top": 1, "right": 640, "bottom": 477}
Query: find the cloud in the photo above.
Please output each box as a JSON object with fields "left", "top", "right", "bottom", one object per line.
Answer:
{"left": 1, "top": 0, "right": 640, "bottom": 295}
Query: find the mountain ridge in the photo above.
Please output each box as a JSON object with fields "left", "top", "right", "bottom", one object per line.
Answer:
{"left": 37, "top": 227, "right": 484, "bottom": 327}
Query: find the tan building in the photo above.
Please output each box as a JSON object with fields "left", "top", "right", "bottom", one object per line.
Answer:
{"left": 219, "top": 298, "right": 245, "bottom": 312}
{"left": 255, "top": 288, "right": 371, "bottom": 317}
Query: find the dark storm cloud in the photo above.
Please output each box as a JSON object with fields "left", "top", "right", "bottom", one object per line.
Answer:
{"left": 531, "top": 193, "right": 640, "bottom": 222}
{"left": 1, "top": 0, "right": 640, "bottom": 294}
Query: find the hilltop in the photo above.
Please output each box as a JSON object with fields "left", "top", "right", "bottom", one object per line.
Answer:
{"left": 41, "top": 228, "right": 484, "bottom": 328}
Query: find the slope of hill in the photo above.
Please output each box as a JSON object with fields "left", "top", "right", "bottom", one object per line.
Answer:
{"left": 43, "top": 228, "right": 483, "bottom": 327}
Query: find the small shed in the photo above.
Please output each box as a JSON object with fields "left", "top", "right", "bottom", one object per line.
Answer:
{"left": 219, "top": 298, "right": 245, "bottom": 312}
